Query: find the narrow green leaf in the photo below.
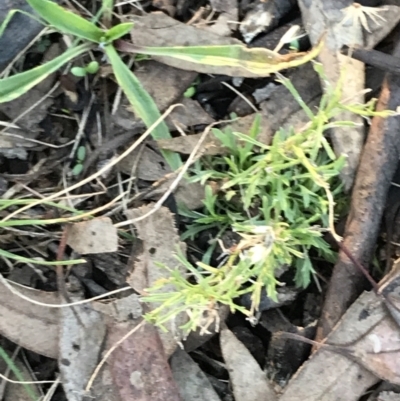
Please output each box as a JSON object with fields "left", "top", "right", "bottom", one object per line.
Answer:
{"left": 105, "top": 22, "right": 134, "bottom": 42}
{"left": 27, "top": 0, "right": 104, "bottom": 42}
{"left": 0, "top": 248, "right": 84, "bottom": 265}
{"left": 0, "top": 347, "right": 38, "bottom": 401}
{"left": 104, "top": 45, "right": 182, "bottom": 171}
{"left": 0, "top": 43, "right": 91, "bottom": 103}
{"left": 102, "top": 0, "right": 114, "bottom": 11}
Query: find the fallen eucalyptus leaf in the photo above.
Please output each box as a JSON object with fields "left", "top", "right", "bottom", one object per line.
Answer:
{"left": 220, "top": 327, "right": 278, "bottom": 401}
{"left": 66, "top": 217, "right": 118, "bottom": 254}
{"left": 126, "top": 205, "right": 188, "bottom": 357}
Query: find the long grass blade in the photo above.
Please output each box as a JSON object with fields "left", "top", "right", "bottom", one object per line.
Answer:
{"left": 0, "top": 249, "right": 85, "bottom": 265}
{"left": 104, "top": 44, "right": 182, "bottom": 170}
{"left": 27, "top": 0, "right": 104, "bottom": 42}
{"left": 0, "top": 43, "right": 91, "bottom": 103}
{"left": 0, "top": 347, "right": 38, "bottom": 401}
{"left": 117, "top": 38, "right": 323, "bottom": 77}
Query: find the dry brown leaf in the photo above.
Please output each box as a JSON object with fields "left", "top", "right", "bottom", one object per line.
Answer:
{"left": 126, "top": 205, "right": 188, "bottom": 357}
{"left": 220, "top": 327, "right": 278, "bottom": 401}
{"left": 59, "top": 295, "right": 106, "bottom": 401}
{"left": 166, "top": 97, "right": 214, "bottom": 130}
{"left": 174, "top": 180, "right": 206, "bottom": 211}
{"left": 117, "top": 145, "right": 172, "bottom": 181}
{"left": 280, "top": 265, "right": 400, "bottom": 401}
{"left": 207, "top": 0, "right": 238, "bottom": 37}
{"left": 66, "top": 217, "right": 118, "bottom": 254}
{"left": 337, "top": 318, "right": 400, "bottom": 385}
{"left": 89, "top": 295, "right": 146, "bottom": 401}
{"left": 133, "top": 60, "right": 197, "bottom": 113}
{"left": 129, "top": 12, "right": 239, "bottom": 49}
{"left": 107, "top": 321, "right": 182, "bottom": 401}
{"left": 0, "top": 88, "right": 53, "bottom": 157}
{"left": 170, "top": 348, "right": 221, "bottom": 401}
{"left": 0, "top": 279, "right": 59, "bottom": 358}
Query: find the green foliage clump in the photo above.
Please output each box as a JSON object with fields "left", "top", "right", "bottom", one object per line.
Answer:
{"left": 142, "top": 65, "right": 398, "bottom": 334}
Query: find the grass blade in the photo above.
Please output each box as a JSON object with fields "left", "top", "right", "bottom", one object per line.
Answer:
{"left": 101, "top": 0, "right": 114, "bottom": 26}
{"left": 27, "top": 0, "right": 104, "bottom": 42}
{"left": 0, "top": 43, "right": 91, "bottom": 103}
{"left": 117, "top": 39, "right": 323, "bottom": 77}
{"left": 105, "top": 22, "right": 134, "bottom": 42}
{"left": 104, "top": 44, "right": 182, "bottom": 170}
{"left": 0, "top": 347, "right": 38, "bottom": 401}
{"left": 0, "top": 248, "right": 85, "bottom": 265}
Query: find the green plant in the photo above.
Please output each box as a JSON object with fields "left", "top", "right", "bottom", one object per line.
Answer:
{"left": 141, "top": 63, "right": 398, "bottom": 334}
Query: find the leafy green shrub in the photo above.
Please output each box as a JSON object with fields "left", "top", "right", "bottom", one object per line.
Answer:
{"left": 142, "top": 64, "right": 397, "bottom": 334}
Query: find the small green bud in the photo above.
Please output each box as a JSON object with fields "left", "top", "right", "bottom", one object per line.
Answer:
{"left": 71, "top": 66, "right": 87, "bottom": 77}
{"left": 77, "top": 146, "right": 86, "bottom": 162}
{"left": 184, "top": 86, "right": 196, "bottom": 98}
{"left": 85, "top": 61, "right": 99, "bottom": 74}
{"left": 72, "top": 163, "right": 83, "bottom": 176}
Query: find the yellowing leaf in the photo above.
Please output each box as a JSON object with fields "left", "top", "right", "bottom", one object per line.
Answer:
{"left": 116, "top": 38, "right": 324, "bottom": 78}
